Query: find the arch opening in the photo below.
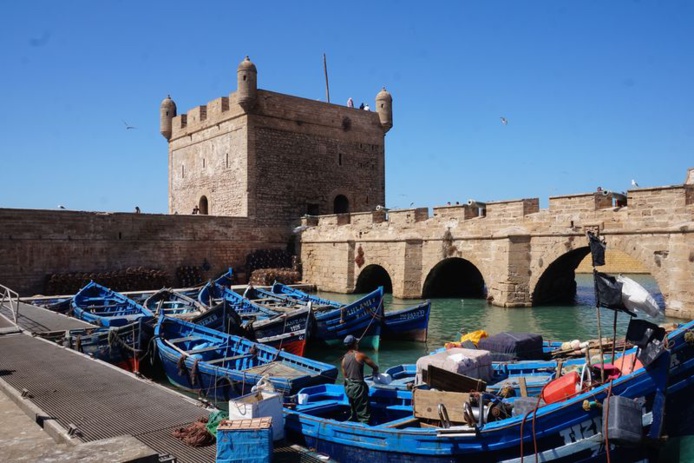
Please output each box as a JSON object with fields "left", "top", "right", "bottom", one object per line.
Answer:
{"left": 199, "top": 196, "right": 209, "bottom": 215}
{"left": 355, "top": 264, "right": 392, "bottom": 294}
{"left": 334, "top": 195, "right": 349, "bottom": 214}
{"left": 532, "top": 247, "right": 591, "bottom": 306}
{"left": 422, "top": 258, "right": 485, "bottom": 298}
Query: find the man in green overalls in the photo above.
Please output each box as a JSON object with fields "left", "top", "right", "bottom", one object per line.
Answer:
{"left": 341, "top": 335, "right": 379, "bottom": 424}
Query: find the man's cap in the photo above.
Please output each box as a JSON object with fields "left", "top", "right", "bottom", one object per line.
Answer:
{"left": 343, "top": 335, "right": 357, "bottom": 346}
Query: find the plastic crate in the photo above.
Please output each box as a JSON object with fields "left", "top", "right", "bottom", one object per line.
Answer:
{"left": 603, "top": 395, "right": 643, "bottom": 446}
{"left": 216, "top": 418, "right": 273, "bottom": 463}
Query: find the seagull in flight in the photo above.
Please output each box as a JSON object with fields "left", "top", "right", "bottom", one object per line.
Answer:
{"left": 122, "top": 120, "right": 136, "bottom": 130}
{"left": 631, "top": 179, "right": 640, "bottom": 188}
{"left": 500, "top": 116, "right": 508, "bottom": 126}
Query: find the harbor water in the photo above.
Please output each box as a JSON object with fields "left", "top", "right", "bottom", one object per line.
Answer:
{"left": 304, "top": 273, "right": 672, "bottom": 374}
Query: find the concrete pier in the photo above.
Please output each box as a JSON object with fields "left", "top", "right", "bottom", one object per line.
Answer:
{"left": 0, "top": 298, "right": 328, "bottom": 462}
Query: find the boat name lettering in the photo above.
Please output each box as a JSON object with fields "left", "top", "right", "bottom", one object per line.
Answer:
{"left": 557, "top": 416, "right": 601, "bottom": 446}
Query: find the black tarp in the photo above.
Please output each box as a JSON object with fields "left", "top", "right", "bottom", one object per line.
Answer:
{"left": 594, "top": 271, "right": 635, "bottom": 316}
{"left": 587, "top": 231, "right": 606, "bottom": 267}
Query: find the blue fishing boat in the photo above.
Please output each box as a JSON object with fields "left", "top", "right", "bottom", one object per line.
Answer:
{"left": 37, "top": 319, "right": 150, "bottom": 373}
{"left": 144, "top": 288, "right": 208, "bottom": 319}
{"left": 266, "top": 282, "right": 426, "bottom": 344}
{"left": 192, "top": 299, "right": 314, "bottom": 356}
{"left": 202, "top": 273, "right": 385, "bottom": 351}
{"left": 284, "top": 315, "right": 691, "bottom": 462}
{"left": 71, "top": 281, "right": 153, "bottom": 327}
{"left": 155, "top": 316, "right": 337, "bottom": 401}
{"left": 197, "top": 278, "right": 314, "bottom": 356}
{"left": 381, "top": 300, "right": 431, "bottom": 342}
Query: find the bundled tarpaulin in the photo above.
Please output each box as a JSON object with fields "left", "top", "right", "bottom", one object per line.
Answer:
{"left": 587, "top": 231, "right": 606, "bottom": 267}
{"left": 593, "top": 271, "right": 636, "bottom": 316}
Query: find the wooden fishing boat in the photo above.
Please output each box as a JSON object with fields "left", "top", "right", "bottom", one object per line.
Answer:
{"left": 284, "top": 315, "right": 692, "bottom": 462}
{"left": 381, "top": 300, "right": 431, "bottom": 342}
{"left": 253, "top": 283, "right": 386, "bottom": 350}
{"left": 144, "top": 288, "right": 208, "bottom": 320}
{"left": 36, "top": 318, "right": 151, "bottom": 372}
{"left": 71, "top": 281, "right": 154, "bottom": 327}
{"left": 191, "top": 299, "right": 314, "bottom": 356}
{"left": 265, "top": 282, "right": 429, "bottom": 345}
{"left": 154, "top": 316, "right": 338, "bottom": 401}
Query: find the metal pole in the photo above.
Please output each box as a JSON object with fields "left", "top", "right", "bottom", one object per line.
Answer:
{"left": 323, "top": 53, "right": 330, "bottom": 103}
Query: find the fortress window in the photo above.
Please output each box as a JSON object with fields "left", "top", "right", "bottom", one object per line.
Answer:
{"left": 338, "top": 153, "right": 343, "bottom": 166}
{"left": 181, "top": 165, "right": 185, "bottom": 178}
{"left": 226, "top": 153, "right": 229, "bottom": 168}
{"left": 202, "top": 158, "right": 206, "bottom": 168}
{"left": 334, "top": 195, "right": 349, "bottom": 214}
{"left": 307, "top": 203, "right": 319, "bottom": 216}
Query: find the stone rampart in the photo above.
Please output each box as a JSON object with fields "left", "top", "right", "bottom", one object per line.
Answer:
{"left": 0, "top": 208, "right": 290, "bottom": 296}
{"left": 299, "top": 177, "right": 694, "bottom": 319}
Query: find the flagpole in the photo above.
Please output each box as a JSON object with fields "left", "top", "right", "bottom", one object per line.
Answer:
{"left": 589, "top": 233, "right": 606, "bottom": 383}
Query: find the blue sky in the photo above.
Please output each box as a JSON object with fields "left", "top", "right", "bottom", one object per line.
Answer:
{"left": 2, "top": 1, "right": 692, "bottom": 213}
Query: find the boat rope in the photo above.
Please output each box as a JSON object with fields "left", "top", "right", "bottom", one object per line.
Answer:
{"left": 518, "top": 393, "right": 544, "bottom": 463}
{"left": 603, "top": 381, "right": 614, "bottom": 463}
{"left": 190, "top": 358, "right": 199, "bottom": 386}
{"left": 176, "top": 355, "right": 187, "bottom": 376}
{"left": 358, "top": 297, "right": 384, "bottom": 342}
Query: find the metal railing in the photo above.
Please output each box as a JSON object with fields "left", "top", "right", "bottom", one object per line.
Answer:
{"left": 0, "top": 284, "right": 20, "bottom": 324}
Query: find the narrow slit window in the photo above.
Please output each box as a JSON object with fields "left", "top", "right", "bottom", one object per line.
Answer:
{"left": 338, "top": 153, "right": 343, "bottom": 166}
{"left": 181, "top": 165, "right": 185, "bottom": 178}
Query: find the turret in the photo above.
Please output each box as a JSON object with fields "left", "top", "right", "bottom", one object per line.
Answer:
{"left": 159, "top": 95, "right": 177, "bottom": 140}
{"left": 237, "top": 56, "right": 258, "bottom": 111}
{"left": 375, "top": 87, "right": 393, "bottom": 132}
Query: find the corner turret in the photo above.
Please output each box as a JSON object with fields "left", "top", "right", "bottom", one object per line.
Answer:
{"left": 375, "top": 87, "right": 393, "bottom": 132}
{"left": 160, "top": 95, "right": 177, "bottom": 140}
{"left": 237, "top": 56, "right": 258, "bottom": 111}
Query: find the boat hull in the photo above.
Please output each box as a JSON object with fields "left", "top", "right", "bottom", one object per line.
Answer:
{"left": 155, "top": 316, "right": 337, "bottom": 402}
{"left": 381, "top": 301, "right": 430, "bottom": 342}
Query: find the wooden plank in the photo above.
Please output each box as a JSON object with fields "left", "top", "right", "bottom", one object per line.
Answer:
{"left": 426, "top": 365, "right": 486, "bottom": 393}
{"left": 169, "top": 336, "right": 203, "bottom": 344}
{"left": 207, "top": 354, "right": 253, "bottom": 365}
{"left": 413, "top": 388, "right": 470, "bottom": 423}
{"left": 518, "top": 377, "right": 528, "bottom": 397}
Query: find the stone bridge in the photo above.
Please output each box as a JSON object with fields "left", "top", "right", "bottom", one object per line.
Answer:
{"left": 298, "top": 170, "right": 694, "bottom": 320}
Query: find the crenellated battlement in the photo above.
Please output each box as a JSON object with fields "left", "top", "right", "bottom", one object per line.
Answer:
{"left": 171, "top": 93, "right": 244, "bottom": 139}
{"left": 301, "top": 177, "right": 693, "bottom": 235}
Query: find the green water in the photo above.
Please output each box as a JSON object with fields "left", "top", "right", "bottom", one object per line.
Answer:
{"left": 304, "top": 274, "right": 674, "bottom": 373}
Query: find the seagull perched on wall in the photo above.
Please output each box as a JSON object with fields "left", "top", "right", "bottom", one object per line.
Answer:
{"left": 58, "top": 205, "right": 65, "bottom": 209}
{"left": 500, "top": 116, "right": 508, "bottom": 125}
{"left": 631, "top": 179, "right": 640, "bottom": 188}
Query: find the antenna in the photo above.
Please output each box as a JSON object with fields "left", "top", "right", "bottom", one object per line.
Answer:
{"left": 323, "top": 53, "right": 330, "bottom": 103}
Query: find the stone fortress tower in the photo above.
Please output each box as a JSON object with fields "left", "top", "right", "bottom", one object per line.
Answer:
{"left": 160, "top": 56, "right": 393, "bottom": 227}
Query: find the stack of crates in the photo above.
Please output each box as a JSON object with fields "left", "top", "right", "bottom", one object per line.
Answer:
{"left": 216, "top": 418, "right": 273, "bottom": 463}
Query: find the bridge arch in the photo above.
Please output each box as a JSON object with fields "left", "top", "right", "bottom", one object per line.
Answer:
{"left": 422, "top": 257, "right": 486, "bottom": 299}
{"left": 531, "top": 237, "right": 668, "bottom": 308}
{"left": 355, "top": 264, "right": 393, "bottom": 293}
{"left": 532, "top": 247, "right": 590, "bottom": 305}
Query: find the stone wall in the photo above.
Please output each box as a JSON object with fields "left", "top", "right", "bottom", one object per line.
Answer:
{"left": 0, "top": 208, "right": 290, "bottom": 296}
